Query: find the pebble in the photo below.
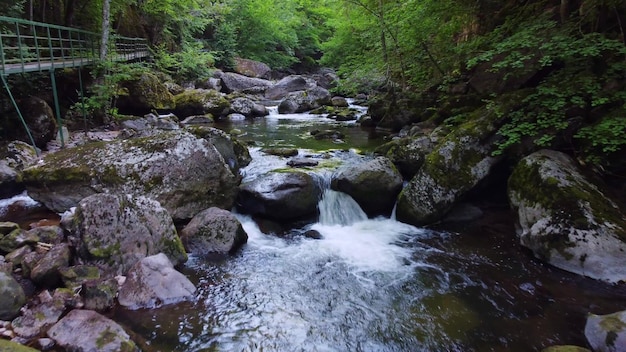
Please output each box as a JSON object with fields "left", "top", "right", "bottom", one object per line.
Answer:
{"left": 38, "top": 337, "right": 55, "bottom": 350}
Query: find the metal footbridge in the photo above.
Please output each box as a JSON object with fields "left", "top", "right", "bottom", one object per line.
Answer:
{"left": 1, "top": 16, "right": 150, "bottom": 152}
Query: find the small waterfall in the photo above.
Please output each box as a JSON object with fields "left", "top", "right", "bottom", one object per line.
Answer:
{"left": 267, "top": 105, "right": 279, "bottom": 115}
{"left": 315, "top": 172, "right": 368, "bottom": 226}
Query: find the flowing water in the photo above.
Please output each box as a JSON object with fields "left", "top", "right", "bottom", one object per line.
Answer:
{"left": 4, "top": 104, "right": 626, "bottom": 351}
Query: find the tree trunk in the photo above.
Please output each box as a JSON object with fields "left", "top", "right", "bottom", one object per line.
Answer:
{"left": 100, "top": 0, "right": 110, "bottom": 60}
{"left": 64, "top": 0, "right": 75, "bottom": 26}
{"left": 560, "top": 0, "right": 570, "bottom": 23}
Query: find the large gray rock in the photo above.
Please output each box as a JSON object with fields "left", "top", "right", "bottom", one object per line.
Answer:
{"left": 186, "top": 126, "right": 251, "bottom": 173}
{"left": 30, "top": 243, "right": 71, "bottom": 286}
{"left": 585, "top": 311, "right": 626, "bottom": 352}
{"left": 396, "top": 112, "right": 500, "bottom": 226}
{"left": 265, "top": 75, "right": 315, "bottom": 100}
{"left": 237, "top": 171, "right": 321, "bottom": 220}
{"left": 220, "top": 72, "right": 272, "bottom": 94}
{"left": 229, "top": 97, "right": 268, "bottom": 118}
{"left": 118, "top": 253, "right": 196, "bottom": 309}
{"left": 181, "top": 207, "right": 248, "bottom": 254}
{"left": 68, "top": 193, "right": 187, "bottom": 275}
{"left": 277, "top": 86, "right": 332, "bottom": 114}
{"left": 47, "top": 309, "right": 138, "bottom": 352}
{"left": 234, "top": 57, "right": 271, "bottom": 78}
{"left": 12, "top": 290, "right": 66, "bottom": 339}
{"left": 0, "top": 271, "right": 26, "bottom": 320}
{"left": 331, "top": 157, "right": 403, "bottom": 216}
{"left": 173, "top": 89, "right": 230, "bottom": 119}
{"left": 508, "top": 150, "right": 626, "bottom": 283}
{"left": 23, "top": 130, "right": 239, "bottom": 220}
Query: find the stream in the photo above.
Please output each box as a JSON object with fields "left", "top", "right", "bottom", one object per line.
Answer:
{"left": 4, "top": 104, "right": 626, "bottom": 351}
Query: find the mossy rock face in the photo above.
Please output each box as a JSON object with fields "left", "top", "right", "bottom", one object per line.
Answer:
{"left": 174, "top": 89, "right": 231, "bottom": 119}
{"left": 396, "top": 108, "right": 501, "bottom": 226}
{"left": 23, "top": 130, "right": 239, "bottom": 220}
{"left": 68, "top": 193, "right": 187, "bottom": 275}
{"left": 375, "top": 135, "right": 437, "bottom": 179}
{"left": 585, "top": 311, "right": 626, "bottom": 351}
{"left": 117, "top": 72, "right": 175, "bottom": 114}
{"left": 0, "top": 271, "right": 26, "bottom": 320}
{"left": 508, "top": 150, "right": 626, "bottom": 283}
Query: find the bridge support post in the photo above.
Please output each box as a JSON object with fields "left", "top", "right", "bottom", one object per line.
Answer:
{"left": 49, "top": 69, "right": 65, "bottom": 148}
{"left": 0, "top": 74, "right": 40, "bottom": 157}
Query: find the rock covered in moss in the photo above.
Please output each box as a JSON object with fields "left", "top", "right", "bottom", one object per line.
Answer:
{"left": 0, "top": 271, "right": 26, "bottom": 320}
{"left": 396, "top": 111, "right": 500, "bottom": 226}
{"left": 173, "top": 89, "right": 230, "bottom": 119}
{"left": 508, "top": 150, "right": 626, "bottom": 283}
{"left": 375, "top": 135, "right": 437, "bottom": 179}
{"left": 117, "top": 253, "right": 196, "bottom": 309}
{"left": 11, "top": 290, "right": 67, "bottom": 339}
{"left": 30, "top": 243, "right": 71, "bottom": 287}
{"left": 23, "top": 130, "right": 239, "bottom": 220}
{"left": 9, "top": 96, "right": 57, "bottom": 148}
{"left": 0, "top": 340, "right": 39, "bottom": 351}
{"left": 237, "top": 171, "right": 321, "bottom": 221}
{"left": 181, "top": 207, "right": 248, "bottom": 255}
{"left": 278, "top": 86, "right": 332, "bottom": 114}
{"left": 331, "top": 157, "right": 403, "bottom": 216}
{"left": 116, "top": 72, "right": 175, "bottom": 114}
{"left": 47, "top": 309, "right": 139, "bottom": 352}
{"left": 68, "top": 193, "right": 187, "bottom": 275}
{"left": 585, "top": 310, "right": 626, "bottom": 352}
{"left": 186, "top": 125, "right": 250, "bottom": 173}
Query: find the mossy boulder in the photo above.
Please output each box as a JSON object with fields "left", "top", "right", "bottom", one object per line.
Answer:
{"left": 237, "top": 171, "right": 321, "bottom": 221}
{"left": 173, "top": 89, "right": 230, "bottom": 119}
{"left": 186, "top": 126, "right": 250, "bottom": 173}
{"left": 181, "top": 207, "right": 248, "bottom": 254}
{"left": 396, "top": 110, "right": 500, "bottom": 226}
{"left": 67, "top": 193, "right": 187, "bottom": 275}
{"left": 375, "top": 135, "right": 437, "bottom": 179}
{"left": 220, "top": 72, "right": 273, "bottom": 94}
{"left": 116, "top": 72, "right": 175, "bottom": 114}
{"left": 229, "top": 97, "right": 268, "bottom": 117}
{"left": 7, "top": 96, "right": 57, "bottom": 148}
{"left": 508, "top": 150, "right": 626, "bottom": 283}
{"left": 585, "top": 310, "right": 626, "bottom": 352}
{"left": 23, "top": 130, "right": 239, "bottom": 220}
{"left": 331, "top": 157, "right": 403, "bottom": 216}
{"left": 277, "top": 86, "right": 332, "bottom": 114}
{"left": 0, "top": 271, "right": 26, "bottom": 320}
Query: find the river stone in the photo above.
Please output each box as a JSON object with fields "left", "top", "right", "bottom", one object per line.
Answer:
{"left": 220, "top": 72, "right": 272, "bottom": 94}
{"left": 237, "top": 171, "right": 321, "bottom": 221}
{"left": 0, "top": 160, "right": 21, "bottom": 198}
{"left": 68, "top": 193, "right": 187, "bottom": 275}
{"left": 585, "top": 311, "right": 626, "bottom": 352}
{"left": 234, "top": 57, "right": 271, "bottom": 78}
{"left": 59, "top": 265, "right": 101, "bottom": 288}
{"left": 265, "top": 75, "right": 315, "bottom": 100}
{"left": 5, "top": 141, "right": 38, "bottom": 170}
{"left": 396, "top": 111, "right": 500, "bottom": 226}
{"left": 5, "top": 245, "right": 32, "bottom": 268}
{"left": 508, "top": 150, "right": 626, "bottom": 283}
{"left": 118, "top": 253, "right": 196, "bottom": 309}
{"left": 0, "top": 340, "right": 39, "bottom": 351}
{"left": 0, "top": 228, "right": 38, "bottom": 254}
{"left": 332, "top": 157, "right": 403, "bottom": 216}
{"left": 23, "top": 130, "right": 239, "bottom": 221}
{"left": 181, "top": 207, "right": 248, "bottom": 255}
{"left": 173, "top": 89, "right": 230, "bottom": 119}
{"left": 12, "top": 290, "right": 66, "bottom": 339}
{"left": 0, "top": 271, "right": 26, "bottom": 320}
{"left": 116, "top": 72, "right": 175, "bottom": 113}
{"left": 47, "top": 309, "right": 138, "bottom": 352}
{"left": 82, "top": 278, "right": 118, "bottom": 312}
{"left": 229, "top": 97, "right": 268, "bottom": 118}
{"left": 287, "top": 158, "right": 319, "bottom": 168}
{"left": 331, "top": 96, "right": 349, "bottom": 107}
{"left": 262, "top": 148, "right": 299, "bottom": 157}
{"left": 26, "top": 225, "right": 64, "bottom": 245}
{"left": 187, "top": 125, "right": 251, "bottom": 173}
{"left": 13, "top": 97, "right": 57, "bottom": 148}
{"left": 375, "top": 135, "right": 437, "bottom": 179}
{"left": 277, "top": 86, "right": 332, "bottom": 114}
{"left": 30, "top": 243, "right": 71, "bottom": 287}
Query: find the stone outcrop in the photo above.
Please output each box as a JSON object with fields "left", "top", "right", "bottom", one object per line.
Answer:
{"left": 117, "top": 253, "right": 196, "bottom": 309}
{"left": 23, "top": 130, "right": 240, "bottom": 220}
{"left": 508, "top": 150, "right": 626, "bottom": 283}
{"left": 67, "top": 193, "right": 187, "bottom": 275}
{"left": 180, "top": 207, "right": 248, "bottom": 255}
{"left": 331, "top": 157, "right": 403, "bottom": 216}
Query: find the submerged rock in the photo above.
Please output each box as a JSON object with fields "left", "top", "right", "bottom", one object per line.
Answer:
{"left": 67, "top": 193, "right": 187, "bottom": 275}
{"left": 47, "top": 309, "right": 138, "bottom": 352}
{"left": 117, "top": 253, "right": 196, "bottom": 309}
{"left": 585, "top": 311, "right": 626, "bottom": 352}
{"left": 181, "top": 207, "right": 248, "bottom": 254}
{"left": 23, "top": 130, "right": 239, "bottom": 221}
{"left": 237, "top": 171, "right": 321, "bottom": 221}
{"left": 331, "top": 157, "right": 403, "bottom": 216}
{"left": 508, "top": 150, "right": 626, "bottom": 283}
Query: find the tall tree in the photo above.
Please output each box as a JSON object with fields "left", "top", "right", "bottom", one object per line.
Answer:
{"left": 100, "top": 0, "right": 111, "bottom": 60}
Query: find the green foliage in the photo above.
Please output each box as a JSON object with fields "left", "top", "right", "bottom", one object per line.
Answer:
{"left": 575, "top": 112, "right": 626, "bottom": 166}
{"left": 154, "top": 42, "right": 214, "bottom": 82}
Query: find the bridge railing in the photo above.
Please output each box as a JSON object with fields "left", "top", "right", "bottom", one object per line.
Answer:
{"left": 0, "top": 16, "right": 150, "bottom": 75}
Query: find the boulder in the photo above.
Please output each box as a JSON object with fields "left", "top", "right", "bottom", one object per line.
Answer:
{"left": 331, "top": 157, "right": 403, "bottom": 216}
{"left": 47, "top": 309, "right": 138, "bottom": 352}
{"left": 0, "top": 271, "right": 26, "bottom": 320}
{"left": 261, "top": 148, "right": 299, "bottom": 157}
{"left": 23, "top": 130, "right": 239, "bottom": 220}
{"left": 331, "top": 96, "right": 349, "bottom": 107}
{"left": 173, "top": 89, "right": 230, "bottom": 119}
{"left": 30, "top": 243, "right": 71, "bottom": 287}
{"left": 116, "top": 72, "right": 175, "bottom": 114}
{"left": 68, "top": 193, "right": 187, "bottom": 275}
{"left": 287, "top": 158, "right": 319, "bottom": 168}
{"left": 11, "top": 290, "right": 66, "bottom": 339}
{"left": 59, "top": 265, "right": 101, "bottom": 288}
{"left": 119, "top": 114, "right": 180, "bottom": 138}
{"left": 230, "top": 97, "right": 268, "bottom": 118}
{"left": 82, "top": 278, "right": 118, "bottom": 312}
{"left": 508, "top": 150, "right": 626, "bottom": 283}
{"left": 12, "top": 96, "right": 57, "bottom": 148}
{"left": 0, "top": 160, "right": 21, "bottom": 198}
{"left": 164, "top": 81, "right": 184, "bottom": 96}
{"left": 117, "top": 253, "right": 196, "bottom": 309}
{"left": 180, "top": 115, "right": 214, "bottom": 125}
{"left": 234, "top": 57, "right": 271, "bottom": 78}
{"left": 180, "top": 207, "right": 248, "bottom": 254}
{"left": 196, "top": 77, "right": 222, "bottom": 91}
{"left": 585, "top": 311, "right": 626, "bottom": 352}
{"left": 375, "top": 135, "right": 437, "bottom": 179}
{"left": 265, "top": 75, "right": 315, "bottom": 100}
{"left": 0, "top": 228, "right": 38, "bottom": 254}
{"left": 5, "top": 141, "right": 39, "bottom": 170}
{"left": 237, "top": 171, "right": 321, "bottom": 220}
{"left": 220, "top": 72, "right": 272, "bottom": 94}
{"left": 396, "top": 110, "right": 500, "bottom": 226}
{"left": 186, "top": 125, "right": 251, "bottom": 173}
{"left": 310, "top": 69, "right": 339, "bottom": 89}
{"left": 277, "top": 86, "right": 332, "bottom": 114}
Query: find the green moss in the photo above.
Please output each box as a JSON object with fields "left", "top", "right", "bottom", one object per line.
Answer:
{"left": 0, "top": 339, "right": 39, "bottom": 351}
{"left": 160, "top": 236, "right": 188, "bottom": 264}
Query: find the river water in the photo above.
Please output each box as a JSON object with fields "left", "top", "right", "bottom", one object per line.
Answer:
{"left": 4, "top": 104, "right": 626, "bottom": 351}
